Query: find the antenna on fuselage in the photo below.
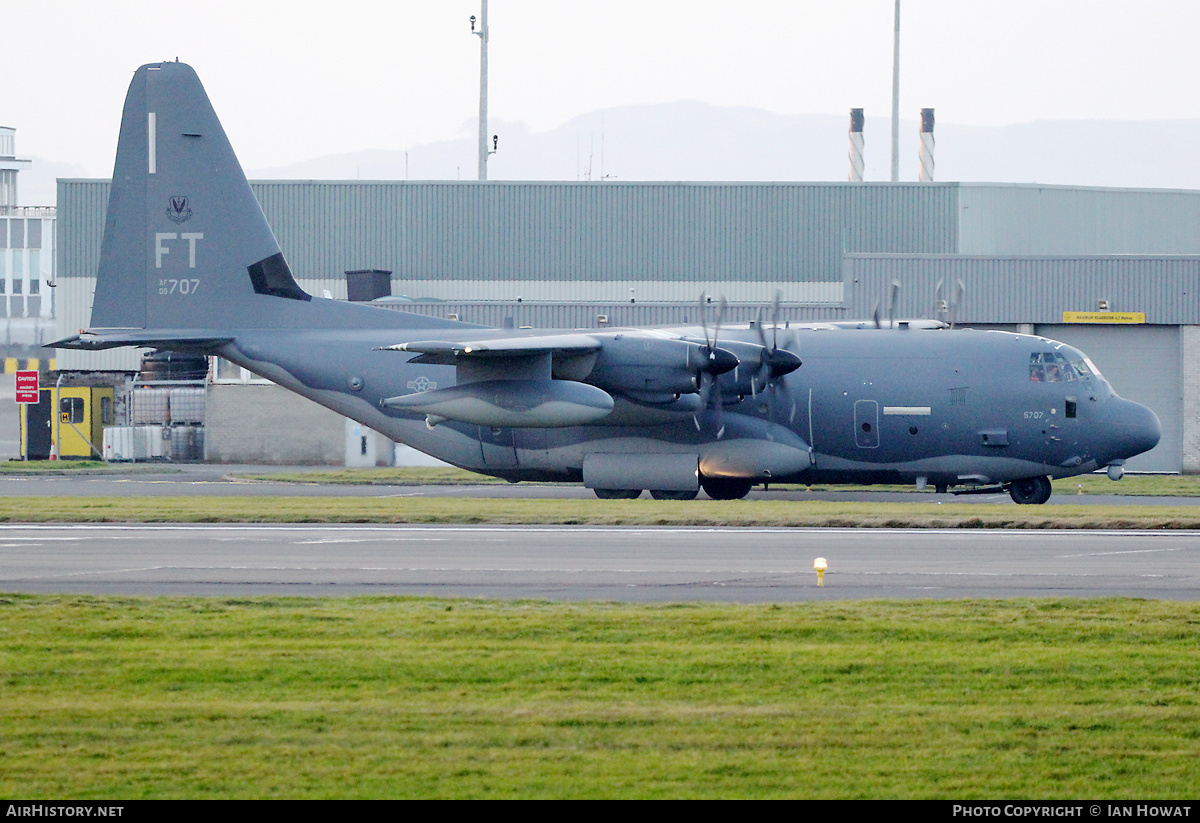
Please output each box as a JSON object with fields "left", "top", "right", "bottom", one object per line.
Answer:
{"left": 934, "top": 279, "right": 947, "bottom": 323}
{"left": 949, "top": 279, "right": 966, "bottom": 329}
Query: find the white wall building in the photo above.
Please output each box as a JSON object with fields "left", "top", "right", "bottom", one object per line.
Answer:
{"left": 0, "top": 126, "right": 55, "bottom": 346}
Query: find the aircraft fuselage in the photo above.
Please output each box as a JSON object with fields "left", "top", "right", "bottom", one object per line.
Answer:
{"left": 217, "top": 320, "right": 1161, "bottom": 494}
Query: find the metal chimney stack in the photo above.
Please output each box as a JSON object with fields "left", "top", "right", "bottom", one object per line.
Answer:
{"left": 848, "top": 109, "right": 865, "bottom": 182}
{"left": 919, "top": 108, "right": 935, "bottom": 182}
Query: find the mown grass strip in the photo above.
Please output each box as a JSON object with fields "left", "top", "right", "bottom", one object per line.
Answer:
{"left": 233, "top": 466, "right": 512, "bottom": 485}
{"left": 0, "top": 495, "right": 1198, "bottom": 528}
{"left": 235, "top": 467, "right": 1200, "bottom": 497}
{"left": 7, "top": 461, "right": 1200, "bottom": 497}
{"left": 0, "top": 460, "right": 172, "bottom": 476}
{"left": 0, "top": 595, "right": 1197, "bottom": 799}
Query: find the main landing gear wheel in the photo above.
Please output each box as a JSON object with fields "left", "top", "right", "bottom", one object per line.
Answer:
{"left": 700, "top": 477, "right": 753, "bottom": 501}
{"left": 649, "top": 489, "right": 700, "bottom": 501}
{"left": 594, "top": 488, "right": 643, "bottom": 500}
{"left": 1008, "top": 476, "right": 1053, "bottom": 505}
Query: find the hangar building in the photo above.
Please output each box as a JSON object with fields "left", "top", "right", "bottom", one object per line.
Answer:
{"left": 54, "top": 180, "right": 1200, "bottom": 472}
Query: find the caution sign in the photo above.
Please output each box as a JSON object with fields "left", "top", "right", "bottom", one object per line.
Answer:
{"left": 15, "top": 370, "right": 38, "bottom": 404}
{"left": 1062, "top": 311, "right": 1146, "bottom": 324}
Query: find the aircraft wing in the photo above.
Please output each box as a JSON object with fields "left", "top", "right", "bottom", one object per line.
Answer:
{"left": 379, "top": 328, "right": 784, "bottom": 430}
{"left": 383, "top": 333, "right": 602, "bottom": 365}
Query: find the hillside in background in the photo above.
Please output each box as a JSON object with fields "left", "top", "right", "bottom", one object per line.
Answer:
{"left": 248, "top": 103, "right": 1200, "bottom": 190}
{"left": 18, "top": 103, "right": 1200, "bottom": 203}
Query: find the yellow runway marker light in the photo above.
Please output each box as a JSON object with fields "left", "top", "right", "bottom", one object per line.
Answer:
{"left": 814, "top": 557, "right": 827, "bottom": 587}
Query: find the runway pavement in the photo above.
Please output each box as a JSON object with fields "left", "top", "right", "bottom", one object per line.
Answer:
{"left": 2, "top": 377, "right": 1198, "bottom": 602}
{"left": 1, "top": 523, "right": 1196, "bottom": 601}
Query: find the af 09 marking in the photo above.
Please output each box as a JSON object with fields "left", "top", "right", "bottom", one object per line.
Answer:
{"left": 158, "top": 279, "right": 200, "bottom": 296}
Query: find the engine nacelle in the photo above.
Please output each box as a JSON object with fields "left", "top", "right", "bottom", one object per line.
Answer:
{"left": 586, "top": 334, "right": 736, "bottom": 396}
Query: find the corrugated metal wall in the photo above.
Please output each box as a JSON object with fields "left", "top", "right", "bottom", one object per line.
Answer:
{"left": 373, "top": 300, "right": 851, "bottom": 330}
{"left": 58, "top": 179, "right": 1200, "bottom": 297}
{"left": 59, "top": 179, "right": 959, "bottom": 284}
{"left": 56, "top": 179, "right": 960, "bottom": 367}
{"left": 56, "top": 181, "right": 108, "bottom": 284}
{"left": 251, "top": 180, "right": 960, "bottom": 287}
{"left": 54, "top": 179, "right": 1200, "bottom": 361}
{"left": 842, "top": 254, "right": 1200, "bottom": 325}
{"left": 959, "top": 184, "right": 1200, "bottom": 255}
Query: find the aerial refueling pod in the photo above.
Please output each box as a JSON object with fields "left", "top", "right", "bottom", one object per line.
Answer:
{"left": 383, "top": 379, "right": 614, "bottom": 428}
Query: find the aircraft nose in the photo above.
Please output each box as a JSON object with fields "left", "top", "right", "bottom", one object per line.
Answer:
{"left": 1101, "top": 397, "right": 1161, "bottom": 462}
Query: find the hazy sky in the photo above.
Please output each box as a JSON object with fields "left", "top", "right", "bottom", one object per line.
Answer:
{"left": 6, "top": 1, "right": 1199, "bottom": 176}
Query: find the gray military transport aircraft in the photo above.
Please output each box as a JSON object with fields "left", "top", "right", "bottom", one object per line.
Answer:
{"left": 55, "top": 62, "right": 1162, "bottom": 504}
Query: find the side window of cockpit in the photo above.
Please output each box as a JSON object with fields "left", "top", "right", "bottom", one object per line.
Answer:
{"left": 1030, "top": 352, "right": 1049, "bottom": 382}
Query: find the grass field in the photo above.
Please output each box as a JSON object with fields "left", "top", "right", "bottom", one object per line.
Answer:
{"left": 1, "top": 595, "right": 1197, "bottom": 799}
{"left": 0, "top": 495, "right": 1198, "bottom": 529}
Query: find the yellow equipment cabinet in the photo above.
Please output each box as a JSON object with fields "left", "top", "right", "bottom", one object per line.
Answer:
{"left": 56, "top": 386, "right": 115, "bottom": 458}
{"left": 21, "top": 385, "right": 114, "bottom": 459}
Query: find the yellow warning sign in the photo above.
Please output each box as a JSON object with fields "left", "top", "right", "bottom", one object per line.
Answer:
{"left": 1062, "top": 311, "right": 1145, "bottom": 324}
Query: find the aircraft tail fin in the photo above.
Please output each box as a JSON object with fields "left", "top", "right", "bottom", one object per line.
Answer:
{"left": 62, "top": 60, "right": 467, "bottom": 350}
{"left": 89, "top": 61, "right": 311, "bottom": 332}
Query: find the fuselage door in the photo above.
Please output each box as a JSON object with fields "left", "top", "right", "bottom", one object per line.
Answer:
{"left": 854, "top": 400, "right": 879, "bottom": 448}
{"left": 479, "top": 426, "right": 518, "bottom": 467}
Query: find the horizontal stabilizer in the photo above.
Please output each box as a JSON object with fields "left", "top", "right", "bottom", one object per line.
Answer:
{"left": 53, "top": 330, "right": 234, "bottom": 351}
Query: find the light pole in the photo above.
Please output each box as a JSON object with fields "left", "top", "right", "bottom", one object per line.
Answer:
{"left": 471, "top": 2, "right": 492, "bottom": 180}
{"left": 890, "top": 0, "right": 900, "bottom": 182}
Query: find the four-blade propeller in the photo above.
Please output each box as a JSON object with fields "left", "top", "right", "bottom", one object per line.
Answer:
{"left": 751, "top": 292, "right": 802, "bottom": 418}
{"left": 691, "top": 291, "right": 804, "bottom": 436}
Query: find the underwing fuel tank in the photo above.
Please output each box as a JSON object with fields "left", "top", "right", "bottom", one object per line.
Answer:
{"left": 383, "top": 379, "right": 614, "bottom": 428}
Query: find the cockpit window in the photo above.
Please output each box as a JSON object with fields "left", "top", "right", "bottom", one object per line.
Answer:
{"left": 1077, "top": 355, "right": 1104, "bottom": 380}
{"left": 1029, "top": 351, "right": 1085, "bottom": 383}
